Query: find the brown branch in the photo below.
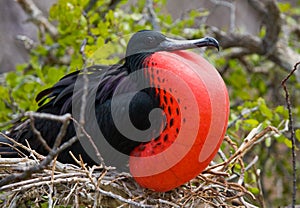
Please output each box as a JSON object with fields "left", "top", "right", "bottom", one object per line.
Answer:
{"left": 0, "top": 136, "right": 78, "bottom": 188}
{"left": 0, "top": 131, "right": 44, "bottom": 160}
{"left": 78, "top": 39, "right": 106, "bottom": 167}
{"left": 261, "top": 0, "right": 281, "bottom": 50}
{"left": 146, "top": 0, "right": 160, "bottom": 31}
{"left": 28, "top": 116, "right": 51, "bottom": 152}
{"left": 227, "top": 106, "right": 259, "bottom": 129}
{"left": 207, "top": 0, "right": 300, "bottom": 81}
{"left": 209, "top": 0, "right": 236, "bottom": 32}
{"left": 107, "top": 0, "right": 123, "bottom": 11}
{"left": 206, "top": 125, "right": 279, "bottom": 172}
{"left": 281, "top": 61, "right": 300, "bottom": 208}
{"left": 208, "top": 26, "right": 263, "bottom": 53}
{"left": 16, "top": 0, "right": 58, "bottom": 38}
{"left": 248, "top": 0, "right": 281, "bottom": 50}
{"left": 0, "top": 113, "right": 77, "bottom": 187}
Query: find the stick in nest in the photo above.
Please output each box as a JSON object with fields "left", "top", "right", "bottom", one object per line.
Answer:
{"left": 0, "top": 113, "right": 77, "bottom": 187}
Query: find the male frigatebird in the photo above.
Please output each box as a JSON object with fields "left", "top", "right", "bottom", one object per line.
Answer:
{"left": 0, "top": 30, "right": 229, "bottom": 192}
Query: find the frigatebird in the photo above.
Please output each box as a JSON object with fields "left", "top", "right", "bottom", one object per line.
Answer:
{"left": 0, "top": 30, "right": 223, "bottom": 191}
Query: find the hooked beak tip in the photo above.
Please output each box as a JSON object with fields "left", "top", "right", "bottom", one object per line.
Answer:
{"left": 201, "top": 37, "right": 219, "bottom": 51}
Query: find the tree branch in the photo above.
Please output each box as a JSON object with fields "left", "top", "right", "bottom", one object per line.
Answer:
{"left": 146, "top": 0, "right": 160, "bottom": 31}
{"left": 207, "top": 0, "right": 300, "bottom": 81}
{"left": 16, "top": 0, "right": 58, "bottom": 38}
{"left": 0, "top": 113, "right": 76, "bottom": 187}
{"left": 281, "top": 61, "right": 300, "bottom": 207}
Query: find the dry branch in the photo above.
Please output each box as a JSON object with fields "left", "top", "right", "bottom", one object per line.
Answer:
{"left": 281, "top": 61, "right": 300, "bottom": 207}
{"left": 207, "top": 0, "right": 300, "bottom": 81}
{"left": 16, "top": 0, "right": 58, "bottom": 38}
{"left": 146, "top": 0, "right": 161, "bottom": 31}
{"left": 0, "top": 113, "right": 76, "bottom": 187}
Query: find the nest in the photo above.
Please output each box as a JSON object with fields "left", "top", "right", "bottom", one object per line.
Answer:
{"left": 0, "top": 124, "right": 279, "bottom": 207}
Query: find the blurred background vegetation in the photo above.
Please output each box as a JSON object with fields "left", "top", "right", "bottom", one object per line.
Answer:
{"left": 0, "top": 0, "right": 299, "bottom": 207}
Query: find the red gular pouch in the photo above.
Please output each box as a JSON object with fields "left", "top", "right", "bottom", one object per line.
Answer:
{"left": 129, "top": 50, "right": 229, "bottom": 192}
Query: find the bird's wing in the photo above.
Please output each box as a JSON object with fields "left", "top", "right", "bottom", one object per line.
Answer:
{"left": 1, "top": 64, "right": 128, "bottom": 160}
{"left": 2, "top": 63, "right": 161, "bottom": 169}
{"left": 36, "top": 64, "right": 127, "bottom": 115}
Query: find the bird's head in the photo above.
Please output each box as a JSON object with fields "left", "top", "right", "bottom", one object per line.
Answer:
{"left": 125, "top": 30, "right": 219, "bottom": 58}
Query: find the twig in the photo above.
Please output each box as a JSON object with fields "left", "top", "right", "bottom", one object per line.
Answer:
{"left": 24, "top": 112, "right": 71, "bottom": 122}
{"left": 227, "top": 156, "right": 259, "bottom": 181}
{"left": 16, "top": 0, "right": 58, "bottom": 38}
{"left": 254, "top": 167, "right": 266, "bottom": 208}
{"left": 207, "top": 0, "right": 300, "bottom": 81}
{"left": 227, "top": 106, "right": 259, "bottom": 129}
{"left": 0, "top": 132, "right": 44, "bottom": 160}
{"left": 64, "top": 183, "right": 78, "bottom": 204}
{"left": 70, "top": 118, "right": 105, "bottom": 166}
{"left": 53, "top": 116, "right": 70, "bottom": 148}
{"left": 225, "top": 125, "right": 278, "bottom": 167}
{"left": 28, "top": 115, "right": 51, "bottom": 152}
{"left": 146, "top": 0, "right": 160, "bottom": 31}
{"left": 209, "top": 0, "right": 236, "bottom": 32}
{"left": 0, "top": 134, "right": 78, "bottom": 187}
{"left": 79, "top": 39, "right": 88, "bottom": 127}
{"left": 78, "top": 39, "right": 106, "bottom": 167}
{"left": 1, "top": 176, "right": 89, "bottom": 192}
{"left": 0, "top": 112, "right": 26, "bottom": 128}
{"left": 158, "top": 198, "right": 180, "bottom": 208}
{"left": 0, "top": 172, "right": 85, "bottom": 191}
{"left": 206, "top": 125, "right": 279, "bottom": 171}
{"left": 280, "top": 61, "right": 300, "bottom": 208}
{"left": 240, "top": 196, "right": 259, "bottom": 208}
{"left": 0, "top": 133, "right": 260, "bottom": 207}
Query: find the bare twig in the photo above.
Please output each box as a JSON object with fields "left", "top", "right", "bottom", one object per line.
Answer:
{"left": 0, "top": 131, "right": 44, "bottom": 160}
{"left": 28, "top": 115, "right": 51, "bottom": 152}
{"left": 24, "top": 112, "right": 71, "bottom": 122}
{"left": 79, "top": 39, "right": 88, "bottom": 127}
{"left": 0, "top": 135, "right": 78, "bottom": 187}
{"left": 146, "top": 0, "right": 160, "bottom": 31}
{"left": 0, "top": 112, "right": 26, "bottom": 128}
{"left": 227, "top": 106, "right": 259, "bottom": 129}
{"left": 78, "top": 39, "right": 106, "bottom": 167}
{"left": 0, "top": 112, "right": 77, "bottom": 187}
{"left": 16, "top": 0, "right": 58, "bottom": 38}
{"left": 206, "top": 125, "right": 279, "bottom": 172}
{"left": 207, "top": 0, "right": 300, "bottom": 81}
{"left": 209, "top": 0, "right": 236, "bottom": 32}
{"left": 281, "top": 61, "right": 300, "bottom": 208}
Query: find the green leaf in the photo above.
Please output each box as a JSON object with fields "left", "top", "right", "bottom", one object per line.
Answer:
{"left": 296, "top": 129, "right": 300, "bottom": 142}
{"left": 244, "top": 119, "right": 259, "bottom": 129}
{"left": 284, "top": 138, "right": 292, "bottom": 148}
{"left": 277, "top": 2, "right": 291, "bottom": 13}
{"left": 258, "top": 98, "right": 273, "bottom": 120}
{"left": 249, "top": 187, "right": 260, "bottom": 195}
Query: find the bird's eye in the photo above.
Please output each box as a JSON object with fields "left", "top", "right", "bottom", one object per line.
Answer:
{"left": 145, "top": 36, "right": 156, "bottom": 45}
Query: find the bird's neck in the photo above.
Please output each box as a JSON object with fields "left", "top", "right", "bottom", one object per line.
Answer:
{"left": 124, "top": 53, "right": 153, "bottom": 73}
{"left": 124, "top": 53, "right": 160, "bottom": 101}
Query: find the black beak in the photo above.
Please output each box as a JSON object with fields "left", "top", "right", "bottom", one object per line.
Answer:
{"left": 159, "top": 36, "right": 219, "bottom": 51}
